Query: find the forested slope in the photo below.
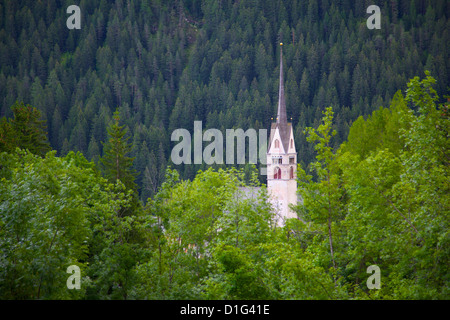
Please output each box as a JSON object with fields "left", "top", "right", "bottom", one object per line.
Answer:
{"left": 0, "top": 0, "right": 449, "bottom": 199}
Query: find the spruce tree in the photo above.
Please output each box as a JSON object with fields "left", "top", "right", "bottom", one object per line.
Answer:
{"left": 0, "top": 101, "right": 51, "bottom": 156}
{"left": 100, "top": 110, "right": 138, "bottom": 195}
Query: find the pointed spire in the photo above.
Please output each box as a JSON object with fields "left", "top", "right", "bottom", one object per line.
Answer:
{"left": 277, "top": 43, "right": 287, "bottom": 125}
{"left": 274, "top": 42, "right": 289, "bottom": 152}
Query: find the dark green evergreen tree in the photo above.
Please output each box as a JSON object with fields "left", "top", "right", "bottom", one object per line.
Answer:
{"left": 100, "top": 110, "right": 138, "bottom": 194}
{"left": 0, "top": 101, "right": 51, "bottom": 156}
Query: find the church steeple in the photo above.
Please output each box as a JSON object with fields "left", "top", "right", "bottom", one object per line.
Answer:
{"left": 267, "top": 42, "right": 298, "bottom": 226}
{"left": 275, "top": 43, "right": 289, "bottom": 152}
{"left": 277, "top": 43, "right": 287, "bottom": 126}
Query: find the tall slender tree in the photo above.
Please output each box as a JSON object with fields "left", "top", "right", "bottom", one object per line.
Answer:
{"left": 297, "top": 107, "right": 344, "bottom": 278}
{"left": 100, "top": 110, "right": 138, "bottom": 210}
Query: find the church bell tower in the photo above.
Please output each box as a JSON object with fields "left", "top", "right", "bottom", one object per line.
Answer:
{"left": 267, "top": 43, "right": 298, "bottom": 226}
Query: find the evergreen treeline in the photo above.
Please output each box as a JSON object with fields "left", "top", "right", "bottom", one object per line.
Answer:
{"left": 0, "top": 0, "right": 449, "bottom": 200}
{"left": 0, "top": 74, "right": 448, "bottom": 299}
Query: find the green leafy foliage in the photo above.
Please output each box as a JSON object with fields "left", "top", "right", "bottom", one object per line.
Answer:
{"left": 336, "top": 73, "right": 449, "bottom": 299}
{"left": 0, "top": 150, "right": 95, "bottom": 299}
{"left": 296, "top": 107, "right": 344, "bottom": 275}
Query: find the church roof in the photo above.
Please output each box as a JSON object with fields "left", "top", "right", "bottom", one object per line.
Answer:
{"left": 268, "top": 122, "right": 292, "bottom": 153}
{"left": 268, "top": 44, "right": 291, "bottom": 152}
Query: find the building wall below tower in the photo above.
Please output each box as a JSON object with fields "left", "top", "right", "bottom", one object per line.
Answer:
{"left": 267, "top": 179, "right": 297, "bottom": 225}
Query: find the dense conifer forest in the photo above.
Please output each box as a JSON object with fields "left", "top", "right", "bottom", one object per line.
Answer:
{"left": 0, "top": 0, "right": 448, "bottom": 300}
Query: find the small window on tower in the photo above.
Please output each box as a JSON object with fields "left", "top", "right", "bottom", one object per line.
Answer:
{"left": 290, "top": 139, "right": 294, "bottom": 149}
{"left": 272, "top": 157, "right": 282, "bottom": 164}
{"left": 274, "top": 139, "right": 280, "bottom": 148}
{"left": 289, "top": 157, "right": 295, "bottom": 164}
{"left": 290, "top": 166, "right": 294, "bottom": 179}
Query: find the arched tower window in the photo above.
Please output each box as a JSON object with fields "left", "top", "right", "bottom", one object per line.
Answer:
{"left": 290, "top": 139, "right": 293, "bottom": 149}
{"left": 274, "top": 139, "right": 280, "bottom": 148}
{"left": 274, "top": 167, "right": 281, "bottom": 180}
{"left": 290, "top": 166, "right": 294, "bottom": 179}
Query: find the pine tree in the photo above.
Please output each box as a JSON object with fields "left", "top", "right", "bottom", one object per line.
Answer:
{"left": 100, "top": 110, "right": 138, "bottom": 194}
{"left": 0, "top": 101, "right": 51, "bottom": 156}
